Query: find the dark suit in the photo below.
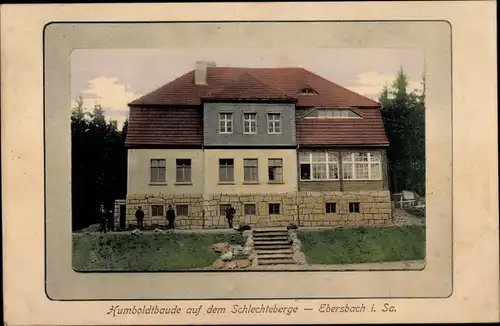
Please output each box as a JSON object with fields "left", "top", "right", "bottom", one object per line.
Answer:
{"left": 225, "top": 207, "right": 236, "bottom": 228}
{"left": 166, "top": 209, "right": 176, "bottom": 229}
{"left": 135, "top": 209, "right": 145, "bottom": 230}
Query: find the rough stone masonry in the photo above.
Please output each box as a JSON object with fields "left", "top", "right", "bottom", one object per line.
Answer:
{"left": 116, "top": 191, "right": 392, "bottom": 230}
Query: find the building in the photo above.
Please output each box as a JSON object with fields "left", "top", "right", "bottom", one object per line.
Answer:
{"left": 115, "top": 61, "right": 392, "bottom": 230}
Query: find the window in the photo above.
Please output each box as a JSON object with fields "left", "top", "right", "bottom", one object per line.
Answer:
{"left": 342, "top": 152, "right": 382, "bottom": 180}
{"left": 243, "top": 159, "right": 259, "bottom": 182}
{"left": 325, "top": 202, "right": 337, "bottom": 213}
{"left": 349, "top": 202, "right": 360, "bottom": 213}
{"left": 219, "top": 159, "right": 234, "bottom": 182}
{"left": 268, "top": 203, "right": 281, "bottom": 215}
{"left": 299, "top": 87, "right": 318, "bottom": 95}
{"left": 219, "top": 113, "right": 233, "bottom": 133}
{"left": 307, "top": 109, "right": 360, "bottom": 118}
{"left": 150, "top": 159, "right": 166, "bottom": 183}
{"left": 176, "top": 204, "right": 189, "bottom": 216}
{"left": 299, "top": 152, "right": 339, "bottom": 180}
{"left": 243, "top": 113, "right": 257, "bottom": 134}
{"left": 267, "top": 113, "right": 281, "bottom": 134}
{"left": 244, "top": 203, "right": 256, "bottom": 215}
{"left": 219, "top": 204, "right": 230, "bottom": 216}
{"left": 268, "top": 158, "right": 283, "bottom": 182}
{"left": 151, "top": 205, "right": 164, "bottom": 217}
{"left": 176, "top": 159, "right": 191, "bottom": 183}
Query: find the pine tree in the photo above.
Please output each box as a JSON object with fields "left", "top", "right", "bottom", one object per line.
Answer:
{"left": 71, "top": 100, "right": 128, "bottom": 229}
{"left": 380, "top": 68, "right": 426, "bottom": 196}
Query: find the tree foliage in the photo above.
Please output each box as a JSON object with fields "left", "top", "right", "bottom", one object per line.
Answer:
{"left": 379, "top": 68, "right": 426, "bottom": 196}
{"left": 71, "top": 99, "right": 128, "bottom": 230}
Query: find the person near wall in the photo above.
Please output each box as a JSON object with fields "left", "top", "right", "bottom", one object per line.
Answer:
{"left": 166, "top": 205, "right": 176, "bottom": 230}
{"left": 107, "top": 209, "right": 114, "bottom": 232}
{"left": 98, "top": 204, "right": 107, "bottom": 233}
{"left": 135, "top": 206, "right": 145, "bottom": 230}
{"left": 225, "top": 204, "right": 236, "bottom": 229}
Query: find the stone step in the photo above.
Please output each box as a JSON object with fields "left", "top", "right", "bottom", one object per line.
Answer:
{"left": 254, "top": 244, "right": 292, "bottom": 250}
{"left": 253, "top": 228, "right": 287, "bottom": 233}
{"left": 254, "top": 240, "right": 290, "bottom": 245}
{"left": 253, "top": 231, "right": 289, "bottom": 236}
{"left": 256, "top": 248, "right": 293, "bottom": 255}
{"left": 258, "top": 258, "right": 296, "bottom": 265}
{"left": 257, "top": 253, "right": 294, "bottom": 260}
{"left": 252, "top": 235, "right": 290, "bottom": 241}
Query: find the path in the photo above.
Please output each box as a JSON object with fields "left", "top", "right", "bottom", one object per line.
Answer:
{"left": 245, "top": 259, "right": 426, "bottom": 271}
{"left": 73, "top": 227, "right": 239, "bottom": 236}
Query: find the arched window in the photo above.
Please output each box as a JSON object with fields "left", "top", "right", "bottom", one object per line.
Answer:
{"left": 299, "top": 152, "right": 339, "bottom": 180}
{"left": 342, "top": 152, "right": 382, "bottom": 180}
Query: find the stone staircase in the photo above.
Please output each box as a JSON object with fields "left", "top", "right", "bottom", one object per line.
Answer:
{"left": 253, "top": 228, "right": 295, "bottom": 265}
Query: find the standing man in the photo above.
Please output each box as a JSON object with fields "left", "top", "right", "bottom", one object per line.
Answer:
{"left": 98, "top": 204, "right": 107, "bottom": 233}
{"left": 135, "top": 206, "right": 145, "bottom": 230}
{"left": 225, "top": 204, "right": 236, "bottom": 229}
{"left": 166, "top": 205, "right": 176, "bottom": 230}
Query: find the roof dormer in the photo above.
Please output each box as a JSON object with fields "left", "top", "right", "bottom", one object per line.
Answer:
{"left": 305, "top": 108, "right": 362, "bottom": 118}
{"left": 298, "top": 86, "right": 318, "bottom": 95}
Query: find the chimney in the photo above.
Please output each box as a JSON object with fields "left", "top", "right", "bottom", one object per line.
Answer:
{"left": 195, "top": 60, "right": 216, "bottom": 85}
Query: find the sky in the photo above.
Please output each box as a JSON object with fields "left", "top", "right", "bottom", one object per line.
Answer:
{"left": 71, "top": 48, "right": 424, "bottom": 130}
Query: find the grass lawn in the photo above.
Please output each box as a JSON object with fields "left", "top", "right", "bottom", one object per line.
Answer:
{"left": 72, "top": 232, "right": 245, "bottom": 271}
{"left": 298, "top": 226, "right": 426, "bottom": 265}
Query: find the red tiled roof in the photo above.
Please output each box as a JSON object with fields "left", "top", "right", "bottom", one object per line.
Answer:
{"left": 296, "top": 108, "right": 389, "bottom": 146}
{"left": 202, "top": 72, "right": 296, "bottom": 101}
{"left": 129, "top": 67, "right": 380, "bottom": 107}
{"left": 126, "top": 66, "right": 387, "bottom": 147}
{"left": 125, "top": 107, "right": 202, "bottom": 147}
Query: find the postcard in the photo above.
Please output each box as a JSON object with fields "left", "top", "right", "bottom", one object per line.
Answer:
{"left": 1, "top": 1, "right": 498, "bottom": 325}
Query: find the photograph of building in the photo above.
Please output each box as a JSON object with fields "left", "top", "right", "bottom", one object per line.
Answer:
{"left": 71, "top": 48, "right": 425, "bottom": 271}
{"left": 121, "top": 61, "right": 392, "bottom": 230}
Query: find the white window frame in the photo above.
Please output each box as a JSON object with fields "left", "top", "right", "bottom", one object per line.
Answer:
{"left": 243, "top": 158, "right": 259, "bottom": 182}
{"left": 342, "top": 152, "right": 383, "bottom": 181}
{"left": 299, "top": 152, "right": 339, "bottom": 181}
{"left": 218, "top": 113, "right": 233, "bottom": 134}
{"left": 268, "top": 158, "right": 283, "bottom": 182}
{"left": 267, "top": 113, "right": 281, "bottom": 134}
{"left": 305, "top": 108, "right": 361, "bottom": 119}
{"left": 175, "top": 159, "right": 192, "bottom": 183}
{"left": 218, "top": 158, "right": 235, "bottom": 182}
{"left": 243, "top": 113, "right": 257, "bottom": 134}
{"left": 150, "top": 158, "right": 166, "bottom": 183}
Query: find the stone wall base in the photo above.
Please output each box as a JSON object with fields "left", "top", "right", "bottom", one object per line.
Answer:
{"left": 114, "top": 191, "right": 392, "bottom": 230}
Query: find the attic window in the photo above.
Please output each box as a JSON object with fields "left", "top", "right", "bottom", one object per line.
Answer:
{"left": 307, "top": 108, "right": 361, "bottom": 118}
{"left": 299, "top": 87, "right": 318, "bottom": 95}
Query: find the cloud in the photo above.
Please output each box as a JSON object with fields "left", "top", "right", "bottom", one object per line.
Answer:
{"left": 72, "top": 76, "right": 142, "bottom": 129}
{"left": 345, "top": 71, "right": 422, "bottom": 100}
